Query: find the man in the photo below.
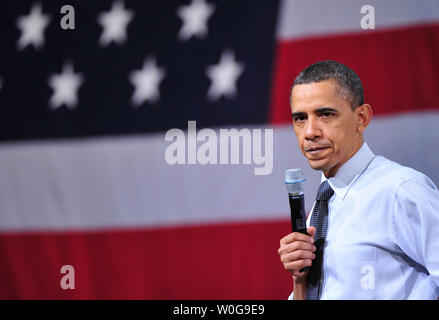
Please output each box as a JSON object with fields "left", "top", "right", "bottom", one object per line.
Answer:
{"left": 278, "top": 60, "right": 439, "bottom": 299}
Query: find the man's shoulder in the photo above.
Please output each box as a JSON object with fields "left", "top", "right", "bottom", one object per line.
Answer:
{"left": 365, "top": 155, "right": 435, "bottom": 189}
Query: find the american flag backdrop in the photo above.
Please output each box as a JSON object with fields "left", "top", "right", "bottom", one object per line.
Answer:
{"left": 1, "top": 0, "right": 439, "bottom": 299}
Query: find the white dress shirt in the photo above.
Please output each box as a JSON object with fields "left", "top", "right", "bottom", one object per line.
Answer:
{"left": 289, "top": 142, "right": 439, "bottom": 299}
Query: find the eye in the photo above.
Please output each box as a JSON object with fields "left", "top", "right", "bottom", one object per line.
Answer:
{"left": 321, "top": 112, "right": 333, "bottom": 118}
{"left": 293, "top": 115, "right": 307, "bottom": 123}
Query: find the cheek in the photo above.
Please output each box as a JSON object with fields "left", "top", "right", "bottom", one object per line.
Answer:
{"left": 325, "top": 124, "right": 350, "bottom": 150}
{"left": 322, "top": 129, "right": 335, "bottom": 148}
{"left": 293, "top": 128, "right": 304, "bottom": 144}
{"left": 329, "top": 132, "right": 353, "bottom": 156}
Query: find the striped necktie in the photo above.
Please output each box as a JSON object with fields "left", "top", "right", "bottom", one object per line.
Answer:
{"left": 306, "top": 180, "right": 334, "bottom": 300}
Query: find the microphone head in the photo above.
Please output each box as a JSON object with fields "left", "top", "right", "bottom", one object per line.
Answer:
{"left": 285, "top": 168, "right": 305, "bottom": 195}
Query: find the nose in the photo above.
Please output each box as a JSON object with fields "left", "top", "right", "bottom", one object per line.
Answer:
{"left": 304, "top": 117, "right": 322, "bottom": 140}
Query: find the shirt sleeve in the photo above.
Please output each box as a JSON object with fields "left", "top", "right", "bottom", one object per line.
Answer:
{"left": 392, "top": 177, "right": 439, "bottom": 289}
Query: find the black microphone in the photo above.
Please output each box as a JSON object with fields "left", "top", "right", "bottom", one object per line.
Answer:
{"left": 285, "top": 169, "right": 309, "bottom": 272}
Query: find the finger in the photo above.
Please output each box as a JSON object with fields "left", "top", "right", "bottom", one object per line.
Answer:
{"left": 278, "top": 240, "right": 316, "bottom": 255}
{"left": 280, "top": 250, "right": 316, "bottom": 264}
{"left": 280, "top": 232, "right": 314, "bottom": 245}
{"left": 307, "top": 226, "right": 316, "bottom": 240}
{"left": 284, "top": 259, "right": 313, "bottom": 272}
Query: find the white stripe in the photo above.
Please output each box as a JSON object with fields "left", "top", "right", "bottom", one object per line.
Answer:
{"left": 277, "top": 0, "right": 439, "bottom": 41}
{"left": 1, "top": 112, "right": 439, "bottom": 231}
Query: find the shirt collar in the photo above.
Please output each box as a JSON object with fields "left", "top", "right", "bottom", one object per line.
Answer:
{"left": 320, "top": 142, "right": 375, "bottom": 200}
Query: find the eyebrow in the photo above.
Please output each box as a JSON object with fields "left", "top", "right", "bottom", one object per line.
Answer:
{"left": 292, "top": 111, "right": 306, "bottom": 118}
{"left": 315, "top": 107, "right": 338, "bottom": 113}
{"left": 292, "top": 107, "right": 338, "bottom": 118}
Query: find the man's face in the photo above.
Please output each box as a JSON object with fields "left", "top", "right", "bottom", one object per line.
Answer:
{"left": 290, "top": 80, "right": 363, "bottom": 177}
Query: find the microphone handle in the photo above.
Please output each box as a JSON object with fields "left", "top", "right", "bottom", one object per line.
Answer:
{"left": 288, "top": 194, "right": 309, "bottom": 273}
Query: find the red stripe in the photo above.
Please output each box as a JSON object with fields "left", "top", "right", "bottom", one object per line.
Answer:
{"left": 270, "top": 23, "right": 439, "bottom": 124}
{"left": 0, "top": 220, "right": 293, "bottom": 299}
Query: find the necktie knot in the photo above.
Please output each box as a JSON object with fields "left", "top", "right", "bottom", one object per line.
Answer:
{"left": 316, "top": 180, "right": 334, "bottom": 201}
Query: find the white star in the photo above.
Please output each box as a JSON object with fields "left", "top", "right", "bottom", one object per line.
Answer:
{"left": 98, "top": 1, "right": 134, "bottom": 47}
{"left": 48, "top": 62, "right": 84, "bottom": 110}
{"left": 129, "top": 57, "right": 166, "bottom": 107}
{"left": 177, "top": 0, "right": 215, "bottom": 41}
{"left": 16, "top": 3, "right": 51, "bottom": 50}
{"left": 206, "top": 50, "right": 244, "bottom": 102}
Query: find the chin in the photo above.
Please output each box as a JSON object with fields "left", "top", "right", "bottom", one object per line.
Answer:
{"left": 307, "top": 159, "right": 330, "bottom": 172}
{"left": 308, "top": 161, "right": 325, "bottom": 171}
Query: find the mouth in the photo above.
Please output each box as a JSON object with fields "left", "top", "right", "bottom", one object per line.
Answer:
{"left": 304, "top": 146, "right": 330, "bottom": 156}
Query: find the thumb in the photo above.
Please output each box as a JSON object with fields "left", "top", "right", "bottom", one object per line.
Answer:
{"left": 307, "top": 226, "right": 316, "bottom": 241}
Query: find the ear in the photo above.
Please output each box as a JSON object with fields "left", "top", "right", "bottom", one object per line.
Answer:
{"left": 355, "top": 104, "right": 372, "bottom": 133}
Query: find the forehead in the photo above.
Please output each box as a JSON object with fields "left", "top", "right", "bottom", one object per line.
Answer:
{"left": 290, "top": 80, "right": 346, "bottom": 111}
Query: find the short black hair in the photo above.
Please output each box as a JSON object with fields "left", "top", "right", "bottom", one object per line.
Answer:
{"left": 291, "top": 60, "right": 364, "bottom": 109}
